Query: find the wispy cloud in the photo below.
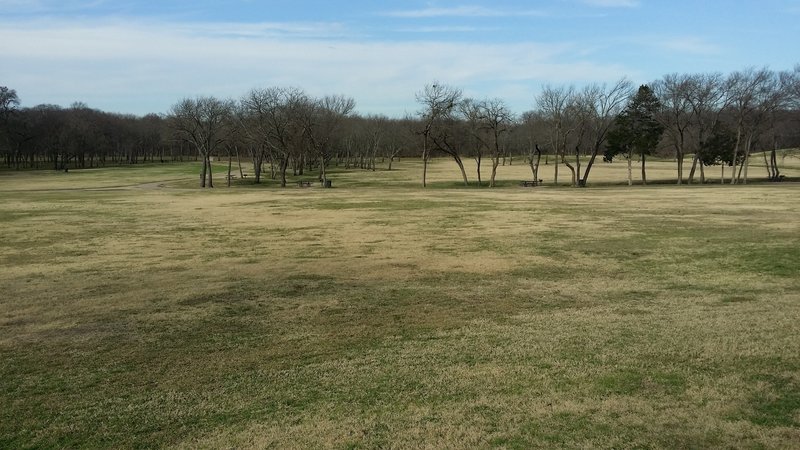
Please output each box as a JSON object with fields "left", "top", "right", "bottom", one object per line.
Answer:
{"left": 0, "top": 17, "right": 632, "bottom": 115}
{"left": 582, "top": 0, "right": 640, "bottom": 7}
{"left": 177, "top": 21, "right": 352, "bottom": 40}
{"left": 394, "top": 25, "right": 491, "bottom": 33}
{"left": 0, "top": 0, "right": 109, "bottom": 13}
{"left": 659, "top": 37, "right": 720, "bottom": 55}
{"left": 383, "top": 5, "right": 546, "bottom": 18}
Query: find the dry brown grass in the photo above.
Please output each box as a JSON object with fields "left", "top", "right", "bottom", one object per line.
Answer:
{"left": 1, "top": 159, "right": 799, "bottom": 448}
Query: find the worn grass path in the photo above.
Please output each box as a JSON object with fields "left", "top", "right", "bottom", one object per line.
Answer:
{"left": 1, "top": 160, "right": 799, "bottom": 448}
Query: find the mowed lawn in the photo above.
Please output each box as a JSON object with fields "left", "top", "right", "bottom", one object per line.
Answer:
{"left": 1, "top": 158, "right": 799, "bottom": 448}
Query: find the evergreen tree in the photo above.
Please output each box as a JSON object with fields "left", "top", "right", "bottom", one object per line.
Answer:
{"left": 605, "top": 85, "right": 664, "bottom": 185}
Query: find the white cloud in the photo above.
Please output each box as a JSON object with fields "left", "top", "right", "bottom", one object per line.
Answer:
{"left": 0, "top": 18, "right": 633, "bottom": 116}
{"left": 659, "top": 37, "right": 720, "bottom": 55}
{"left": 394, "top": 25, "right": 490, "bottom": 33}
{"left": 383, "top": 5, "right": 546, "bottom": 18}
{"left": 0, "top": 0, "right": 108, "bottom": 13}
{"left": 582, "top": 0, "right": 640, "bottom": 7}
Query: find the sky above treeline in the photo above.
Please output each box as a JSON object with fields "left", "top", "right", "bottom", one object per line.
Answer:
{"left": 1, "top": 0, "right": 798, "bottom": 117}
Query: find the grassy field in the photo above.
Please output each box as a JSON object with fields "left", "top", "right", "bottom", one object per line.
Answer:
{"left": 1, "top": 156, "right": 799, "bottom": 448}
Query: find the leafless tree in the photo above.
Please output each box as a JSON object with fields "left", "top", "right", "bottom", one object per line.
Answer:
{"left": 571, "top": 79, "right": 633, "bottom": 186}
{"left": 240, "top": 87, "right": 308, "bottom": 187}
{"left": 301, "top": 95, "right": 355, "bottom": 184}
{"left": 653, "top": 74, "right": 695, "bottom": 184}
{"left": 416, "top": 82, "right": 465, "bottom": 187}
{"left": 684, "top": 73, "right": 730, "bottom": 184}
{"left": 536, "top": 85, "right": 576, "bottom": 185}
{"left": 726, "top": 67, "right": 783, "bottom": 184}
{"left": 460, "top": 98, "right": 488, "bottom": 185}
{"left": 479, "top": 99, "right": 513, "bottom": 187}
{"left": 519, "top": 111, "right": 547, "bottom": 184}
{"left": 170, "top": 96, "right": 234, "bottom": 188}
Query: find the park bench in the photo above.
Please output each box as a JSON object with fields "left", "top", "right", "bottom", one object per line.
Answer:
{"left": 520, "top": 180, "right": 537, "bottom": 187}
{"left": 297, "top": 180, "right": 313, "bottom": 187}
{"left": 225, "top": 174, "right": 237, "bottom": 181}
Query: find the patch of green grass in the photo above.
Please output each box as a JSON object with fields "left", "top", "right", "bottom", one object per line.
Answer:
{"left": 744, "top": 375, "right": 800, "bottom": 427}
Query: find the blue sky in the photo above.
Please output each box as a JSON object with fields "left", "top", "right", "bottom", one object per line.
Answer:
{"left": 1, "top": 0, "right": 798, "bottom": 116}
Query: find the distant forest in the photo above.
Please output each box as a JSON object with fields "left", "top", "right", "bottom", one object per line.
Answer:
{"left": 1, "top": 65, "right": 798, "bottom": 187}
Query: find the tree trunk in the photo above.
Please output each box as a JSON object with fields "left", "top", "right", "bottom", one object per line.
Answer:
{"left": 699, "top": 161, "right": 705, "bottom": 184}
{"left": 762, "top": 149, "right": 771, "bottom": 179}
{"left": 422, "top": 150, "right": 428, "bottom": 188}
{"left": 236, "top": 146, "right": 244, "bottom": 178}
{"left": 320, "top": 151, "right": 328, "bottom": 185}
{"left": 227, "top": 151, "right": 232, "bottom": 187}
{"left": 476, "top": 155, "right": 482, "bottom": 186}
{"left": 740, "top": 134, "right": 752, "bottom": 184}
{"left": 489, "top": 157, "right": 499, "bottom": 188}
{"left": 554, "top": 150, "right": 559, "bottom": 185}
{"left": 580, "top": 146, "right": 600, "bottom": 187}
{"left": 206, "top": 156, "right": 214, "bottom": 188}
{"left": 200, "top": 153, "right": 207, "bottom": 188}
{"left": 279, "top": 156, "right": 288, "bottom": 187}
{"left": 731, "top": 124, "right": 741, "bottom": 184}
{"left": 562, "top": 155, "right": 576, "bottom": 187}
{"left": 688, "top": 153, "right": 699, "bottom": 184}
{"left": 641, "top": 152, "right": 647, "bottom": 185}
{"left": 627, "top": 151, "right": 633, "bottom": 186}
{"left": 454, "top": 155, "right": 469, "bottom": 186}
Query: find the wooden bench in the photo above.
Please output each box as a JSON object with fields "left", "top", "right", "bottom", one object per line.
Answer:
{"left": 225, "top": 174, "right": 237, "bottom": 180}
{"left": 297, "top": 180, "right": 313, "bottom": 187}
{"left": 520, "top": 180, "right": 536, "bottom": 187}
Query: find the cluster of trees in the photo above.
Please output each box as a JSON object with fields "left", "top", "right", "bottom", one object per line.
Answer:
{"left": 528, "top": 67, "right": 800, "bottom": 186}
{"left": 0, "top": 88, "right": 192, "bottom": 170}
{"left": 2, "top": 64, "right": 798, "bottom": 187}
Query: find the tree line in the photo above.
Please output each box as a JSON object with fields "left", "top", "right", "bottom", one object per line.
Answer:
{"left": 1, "top": 65, "right": 798, "bottom": 187}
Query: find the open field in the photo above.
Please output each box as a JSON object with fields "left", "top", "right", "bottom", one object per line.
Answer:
{"left": 1, "top": 158, "right": 799, "bottom": 448}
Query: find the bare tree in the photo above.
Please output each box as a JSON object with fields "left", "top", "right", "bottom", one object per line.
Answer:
{"left": 416, "top": 82, "right": 465, "bottom": 187}
{"left": 572, "top": 79, "right": 633, "bottom": 186}
{"left": 241, "top": 87, "right": 307, "bottom": 187}
{"left": 726, "top": 67, "right": 783, "bottom": 184}
{"left": 170, "top": 96, "right": 233, "bottom": 188}
{"left": 302, "top": 95, "right": 356, "bottom": 184}
{"left": 479, "top": 99, "right": 513, "bottom": 187}
{"left": 460, "top": 98, "right": 488, "bottom": 185}
{"left": 536, "top": 85, "right": 575, "bottom": 185}
{"left": 685, "top": 73, "right": 730, "bottom": 184}
{"left": 653, "top": 74, "right": 695, "bottom": 184}
{"left": 519, "top": 111, "right": 546, "bottom": 185}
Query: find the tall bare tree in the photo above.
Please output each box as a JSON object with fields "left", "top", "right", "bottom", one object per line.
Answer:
{"left": 726, "top": 67, "right": 783, "bottom": 184}
{"left": 302, "top": 95, "right": 356, "bottom": 184}
{"left": 241, "top": 87, "right": 307, "bottom": 187}
{"left": 460, "top": 98, "right": 488, "bottom": 185}
{"left": 572, "top": 79, "right": 633, "bottom": 186}
{"left": 479, "top": 99, "right": 513, "bottom": 187}
{"left": 653, "top": 74, "right": 695, "bottom": 184}
{"left": 536, "top": 85, "right": 575, "bottom": 185}
{"left": 416, "top": 82, "right": 465, "bottom": 187}
{"left": 685, "top": 73, "right": 730, "bottom": 184}
{"left": 170, "top": 96, "right": 233, "bottom": 188}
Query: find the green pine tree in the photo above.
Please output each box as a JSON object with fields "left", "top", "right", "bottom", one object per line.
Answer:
{"left": 605, "top": 85, "right": 664, "bottom": 185}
